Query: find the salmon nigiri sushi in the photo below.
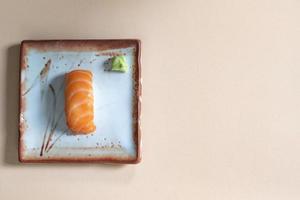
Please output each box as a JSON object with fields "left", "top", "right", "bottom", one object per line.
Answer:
{"left": 65, "top": 70, "right": 96, "bottom": 134}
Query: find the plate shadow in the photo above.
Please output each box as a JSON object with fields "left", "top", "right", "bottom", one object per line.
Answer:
{"left": 3, "top": 45, "right": 20, "bottom": 165}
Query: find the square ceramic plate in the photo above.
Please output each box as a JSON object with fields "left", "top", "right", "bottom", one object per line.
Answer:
{"left": 19, "top": 40, "right": 141, "bottom": 164}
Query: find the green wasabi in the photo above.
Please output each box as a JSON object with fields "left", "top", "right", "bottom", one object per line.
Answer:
{"left": 111, "top": 55, "right": 128, "bottom": 72}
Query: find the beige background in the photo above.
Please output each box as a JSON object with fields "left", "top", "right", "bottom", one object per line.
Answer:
{"left": 1, "top": 0, "right": 300, "bottom": 199}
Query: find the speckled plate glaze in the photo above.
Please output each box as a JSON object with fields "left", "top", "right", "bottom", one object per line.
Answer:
{"left": 19, "top": 40, "right": 141, "bottom": 164}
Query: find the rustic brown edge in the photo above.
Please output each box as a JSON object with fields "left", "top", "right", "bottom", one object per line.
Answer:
{"left": 18, "top": 39, "right": 142, "bottom": 164}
